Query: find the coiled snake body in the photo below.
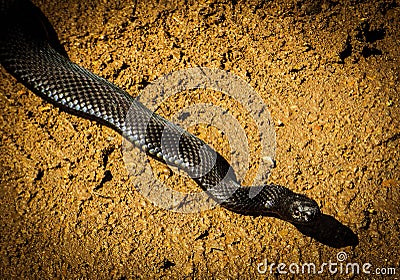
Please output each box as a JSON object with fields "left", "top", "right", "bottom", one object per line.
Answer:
{"left": 0, "top": 0, "right": 320, "bottom": 224}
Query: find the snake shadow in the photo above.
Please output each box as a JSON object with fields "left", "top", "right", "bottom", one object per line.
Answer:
{"left": 261, "top": 213, "right": 358, "bottom": 248}
{"left": 295, "top": 214, "right": 358, "bottom": 248}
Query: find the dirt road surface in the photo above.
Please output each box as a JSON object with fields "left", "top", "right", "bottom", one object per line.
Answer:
{"left": 1, "top": 0, "right": 399, "bottom": 278}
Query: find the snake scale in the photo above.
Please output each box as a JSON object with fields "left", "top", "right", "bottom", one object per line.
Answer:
{"left": 0, "top": 0, "right": 321, "bottom": 224}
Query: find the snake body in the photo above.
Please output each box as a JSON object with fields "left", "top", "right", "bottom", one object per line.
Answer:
{"left": 0, "top": 0, "right": 320, "bottom": 224}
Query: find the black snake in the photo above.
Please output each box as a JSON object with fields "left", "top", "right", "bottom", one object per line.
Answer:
{"left": 0, "top": 0, "right": 321, "bottom": 224}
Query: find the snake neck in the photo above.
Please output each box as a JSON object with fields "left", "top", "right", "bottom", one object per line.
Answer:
{"left": 216, "top": 182, "right": 291, "bottom": 215}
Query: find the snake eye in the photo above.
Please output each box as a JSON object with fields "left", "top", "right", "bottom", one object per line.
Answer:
{"left": 293, "top": 208, "right": 301, "bottom": 218}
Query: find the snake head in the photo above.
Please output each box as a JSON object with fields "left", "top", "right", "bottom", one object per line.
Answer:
{"left": 282, "top": 192, "right": 321, "bottom": 224}
{"left": 260, "top": 185, "right": 321, "bottom": 224}
{"left": 255, "top": 184, "right": 321, "bottom": 224}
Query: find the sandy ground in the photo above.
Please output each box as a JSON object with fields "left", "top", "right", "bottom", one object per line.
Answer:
{"left": 0, "top": 0, "right": 399, "bottom": 278}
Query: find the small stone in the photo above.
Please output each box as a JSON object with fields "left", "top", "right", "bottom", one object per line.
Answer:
{"left": 39, "top": 105, "right": 53, "bottom": 112}
{"left": 276, "top": 119, "right": 284, "bottom": 127}
{"left": 262, "top": 156, "right": 276, "bottom": 168}
{"left": 345, "top": 180, "right": 354, "bottom": 189}
{"left": 160, "top": 167, "right": 171, "bottom": 177}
